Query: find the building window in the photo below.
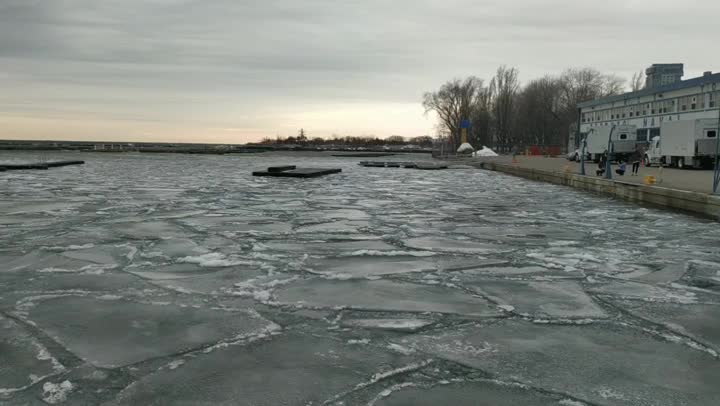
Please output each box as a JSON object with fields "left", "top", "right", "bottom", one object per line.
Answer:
{"left": 619, "top": 133, "right": 628, "bottom": 140}
{"left": 708, "top": 130, "right": 717, "bottom": 138}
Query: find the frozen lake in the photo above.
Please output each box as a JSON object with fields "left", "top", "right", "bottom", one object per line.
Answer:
{"left": 1, "top": 151, "right": 720, "bottom": 405}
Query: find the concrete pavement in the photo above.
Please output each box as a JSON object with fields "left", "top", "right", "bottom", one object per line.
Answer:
{"left": 471, "top": 156, "right": 718, "bottom": 194}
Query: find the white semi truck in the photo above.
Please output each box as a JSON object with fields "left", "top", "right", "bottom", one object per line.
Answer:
{"left": 586, "top": 124, "right": 638, "bottom": 162}
{"left": 644, "top": 119, "right": 719, "bottom": 168}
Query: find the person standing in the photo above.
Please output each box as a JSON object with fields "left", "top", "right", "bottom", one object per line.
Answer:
{"left": 631, "top": 147, "right": 642, "bottom": 176}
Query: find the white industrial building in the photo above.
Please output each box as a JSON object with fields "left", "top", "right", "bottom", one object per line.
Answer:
{"left": 578, "top": 64, "right": 720, "bottom": 144}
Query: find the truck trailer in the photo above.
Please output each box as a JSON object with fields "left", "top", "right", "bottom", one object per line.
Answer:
{"left": 644, "top": 119, "right": 719, "bottom": 168}
{"left": 586, "top": 125, "right": 637, "bottom": 162}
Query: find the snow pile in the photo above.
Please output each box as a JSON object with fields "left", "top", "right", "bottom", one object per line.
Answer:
{"left": 457, "top": 143, "right": 475, "bottom": 153}
{"left": 473, "top": 146, "right": 498, "bottom": 157}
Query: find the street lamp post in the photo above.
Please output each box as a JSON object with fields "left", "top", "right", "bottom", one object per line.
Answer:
{"left": 714, "top": 104, "right": 720, "bottom": 194}
{"left": 580, "top": 129, "right": 592, "bottom": 176}
{"left": 605, "top": 125, "right": 616, "bottom": 180}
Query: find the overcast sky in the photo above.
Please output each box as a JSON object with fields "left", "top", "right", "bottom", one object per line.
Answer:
{"left": 1, "top": 0, "right": 719, "bottom": 143}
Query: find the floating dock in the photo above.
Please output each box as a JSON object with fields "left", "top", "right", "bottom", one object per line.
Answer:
{"left": 253, "top": 165, "right": 342, "bottom": 178}
{"left": 358, "top": 161, "right": 448, "bottom": 170}
{"left": 331, "top": 153, "right": 396, "bottom": 158}
{"left": 0, "top": 160, "right": 85, "bottom": 171}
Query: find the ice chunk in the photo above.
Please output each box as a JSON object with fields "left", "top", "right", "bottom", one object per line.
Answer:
{"left": 151, "top": 267, "right": 265, "bottom": 295}
{"left": 113, "top": 331, "right": 413, "bottom": 406}
{"left": 376, "top": 380, "right": 561, "bottom": 405}
{"left": 305, "top": 256, "right": 437, "bottom": 278}
{"left": 114, "top": 221, "right": 187, "bottom": 240}
{"left": 341, "top": 318, "right": 435, "bottom": 332}
{"left": 307, "top": 209, "right": 371, "bottom": 220}
{"left": 405, "top": 320, "right": 720, "bottom": 405}
{"left": 59, "top": 245, "right": 123, "bottom": 265}
{"left": 147, "top": 238, "right": 209, "bottom": 259}
{"left": 587, "top": 281, "right": 698, "bottom": 304}
{"left": 3, "top": 251, "right": 97, "bottom": 273}
{"left": 467, "top": 280, "right": 607, "bottom": 319}
{"left": 296, "top": 220, "right": 369, "bottom": 234}
{"left": 404, "top": 237, "right": 508, "bottom": 254}
{"left": 0, "top": 315, "right": 64, "bottom": 394}
{"left": 28, "top": 296, "right": 275, "bottom": 368}
{"left": 261, "top": 240, "right": 396, "bottom": 254}
{"left": 276, "top": 278, "right": 500, "bottom": 317}
{"left": 177, "top": 252, "right": 248, "bottom": 268}
{"left": 607, "top": 299, "right": 720, "bottom": 350}
{"left": 42, "top": 380, "right": 74, "bottom": 404}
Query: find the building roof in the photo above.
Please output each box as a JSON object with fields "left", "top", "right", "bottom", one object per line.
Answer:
{"left": 578, "top": 72, "right": 720, "bottom": 109}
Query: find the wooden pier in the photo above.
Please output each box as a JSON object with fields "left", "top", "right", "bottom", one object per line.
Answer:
{"left": 331, "top": 153, "right": 396, "bottom": 158}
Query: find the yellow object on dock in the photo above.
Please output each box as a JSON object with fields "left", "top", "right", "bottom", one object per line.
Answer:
{"left": 644, "top": 175, "right": 657, "bottom": 185}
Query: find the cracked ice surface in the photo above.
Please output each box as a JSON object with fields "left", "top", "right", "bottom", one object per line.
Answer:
{"left": 1, "top": 151, "right": 720, "bottom": 404}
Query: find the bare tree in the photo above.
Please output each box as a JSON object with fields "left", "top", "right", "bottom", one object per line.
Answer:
{"left": 556, "top": 68, "right": 625, "bottom": 148}
{"left": 515, "top": 76, "right": 564, "bottom": 147}
{"left": 630, "top": 70, "right": 645, "bottom": 92}
{"left": 423, "top": 66, "right": 627, "bottom": 154}
{"left": 490, "top": 66, "right": 520, "bottom": 152}
{"left": 469, "top": 84, "right": 494, "bottom": 148}
{"left": 422, "top": 77, "right": 483, "bottom": 148}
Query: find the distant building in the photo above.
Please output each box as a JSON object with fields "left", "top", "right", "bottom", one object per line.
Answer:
{"left": 645, "top": 63, "right": 684, "bottom": 89}
{"left": 578, "top": 64, "right": 720, "bottom": 144}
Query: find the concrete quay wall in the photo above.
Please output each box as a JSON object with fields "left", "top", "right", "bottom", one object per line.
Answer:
{"left": 471, "top": 161, "right": 720, "bottom": 221}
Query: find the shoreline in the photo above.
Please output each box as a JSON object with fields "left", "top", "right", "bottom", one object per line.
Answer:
{"left": 466, "top": 158, "right": 720, "bottom": 221}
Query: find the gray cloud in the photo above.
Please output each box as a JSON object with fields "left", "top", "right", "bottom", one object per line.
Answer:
{"left": 1, "top": 0, "right": 719, "bottom": 141}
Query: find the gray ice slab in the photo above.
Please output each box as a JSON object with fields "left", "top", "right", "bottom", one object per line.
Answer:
{"left": 295, "top": 220, "right": 369, "bottom": 233}
{"left": 608, "top": 299, "right": 720, "bottom": 349}
{"left": 376, "top": 381, "right": 562, "bottom": 406}
{"left": 403, "top": 237, "right": 509, "bottom": 254}
{"left": 340, "top": 318, "right": 435, "bottom": 332}
{"left": 28, "top": 296, "right": 274, "bottom": 368}
{"left": 467, "top": 280, "right": 607, "bottom": 318}
{"left": 114, "top": 221, "right": 188, "bottom": 240}
{"left": 150, "top": 267, "right": 265, "bottom": 295}
{"left": 2, "top": 252, "right": 99, "bottom": 273}
{"left": 457, "top": 265, "right": 577, "bottom": 278}
{"left": 305, "top": 256, "right": 437, "bottom": 278}
{"left": 261, "top": 240, "right": 396, "bottom": 253}
{"left": 0, "top": 314, "right": 63, "bottom": 394}
{"left": 404, "top": 320, "right": 720, "bottom": 406}
{"left": 306, "top": 208, "right": 371, "bottom": 220}
{"left": 587, "top": 280, "right": 699, "bottom": 304}
{"left": 276, "top": 279, "right": 500, "bottom": 317}
{"left": 112, "top": 332, "right": 412, "bottom": 406}
{"left": 146, "top": 238, "right": 209, "bottom": 259}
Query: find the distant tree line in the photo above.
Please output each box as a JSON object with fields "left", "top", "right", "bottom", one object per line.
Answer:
{"left": 423, "top": 66, "right": 629, "bottom": 152}
{"left": 259, "top": 129, "right": 434, "bottom": 148}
